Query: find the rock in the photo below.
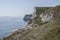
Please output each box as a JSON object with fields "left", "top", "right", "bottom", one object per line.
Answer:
{"left": 40, "top": 8, "right": 54, "bottom": 23}
{"left": 23, "top": 14, "right": 32, "bottom": 22}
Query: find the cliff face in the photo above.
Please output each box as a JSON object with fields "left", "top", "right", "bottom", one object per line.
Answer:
{"left": 3, "top": 5, "right": 60, "bottom": 40}
{"left": 23, "top": 14, "right": 32, "bottom": 22}
{"left": 40, "top": 8, "right": 54, "bottom": 23}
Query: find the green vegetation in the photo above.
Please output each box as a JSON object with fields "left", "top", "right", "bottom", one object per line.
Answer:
{"left": 35, "top": 7, "right": 52, "bottom": 16}
{"left": 43, "top": 29, "right": 58, "bottom": 40}
{"left": 3, "top": 6, "right": 60, "bottom": 40}
{"left": 32, "top": 7, "right": 52, "bottom": 25}
{"left": 28, "top": 7, "right": 52, "bottom": 25}
{"left": 33, "top": 16, "right": 42, "bottom": 25}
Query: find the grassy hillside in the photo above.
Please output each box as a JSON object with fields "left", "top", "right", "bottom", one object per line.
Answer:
{"left": 35, "top": 7, "right": 52, "bottom": 15}
{"left": 3, "top": 6, "right": 60, "bottom": 40}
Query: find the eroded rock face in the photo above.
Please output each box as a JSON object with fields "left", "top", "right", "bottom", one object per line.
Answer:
{"left": 23, "top": 14, "right": 32, "bottom": 21}
{"left": 40, "top": 10, "right": 54, "bottom": 23}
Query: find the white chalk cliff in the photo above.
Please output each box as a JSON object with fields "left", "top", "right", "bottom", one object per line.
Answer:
{"left": 3, "top": 5, "right": 60, "bottom": 40}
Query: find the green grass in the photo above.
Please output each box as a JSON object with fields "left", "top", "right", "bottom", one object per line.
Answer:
{"left": 35, "top": 7, "right": 52, "bottom": 16}
{"left": 43, "top": 28, "right": 60, "bottom": 40}
{"left": 3, "top": 6, "right": 60, "bottom": 40}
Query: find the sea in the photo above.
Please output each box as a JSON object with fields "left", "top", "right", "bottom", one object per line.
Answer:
{"left": 0, "top": 17, "right": 26, "bottom": 39}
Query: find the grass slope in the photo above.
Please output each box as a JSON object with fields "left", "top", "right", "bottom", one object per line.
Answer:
{"left": 3, "top": 6, "right": 60, "bottom": 40}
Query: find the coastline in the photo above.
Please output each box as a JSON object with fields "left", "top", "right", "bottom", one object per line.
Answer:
{"left": 3, "top": 22, "right": 28, "bottom": 38}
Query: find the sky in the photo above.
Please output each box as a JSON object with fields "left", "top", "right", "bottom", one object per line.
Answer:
{"left": 0, "top": 0, "right": 60, "bottom": 17}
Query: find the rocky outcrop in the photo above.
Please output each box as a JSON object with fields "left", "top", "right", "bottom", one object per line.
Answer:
{"left": 40, "top": 8, "right": 54, "bottom": 23}
{"left": 23, "top": 14, "right": 32, "bottom": 22}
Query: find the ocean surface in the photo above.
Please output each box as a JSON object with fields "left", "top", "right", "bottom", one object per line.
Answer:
{"left": 0, "top": 17, "right": 26, "bottom": 38}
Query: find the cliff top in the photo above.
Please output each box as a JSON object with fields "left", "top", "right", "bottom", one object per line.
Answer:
{"left": 3, "top": 5, "right": 60, "bottom": 40}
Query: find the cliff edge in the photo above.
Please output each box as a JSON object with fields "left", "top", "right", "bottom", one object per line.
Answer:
{"left": 3, "top": 5, "right": 60, "bottom": 40}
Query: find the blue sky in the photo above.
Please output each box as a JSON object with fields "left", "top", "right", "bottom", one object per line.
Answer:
{"left": 0, "top": 0, "right": 60, "bottom": 17}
